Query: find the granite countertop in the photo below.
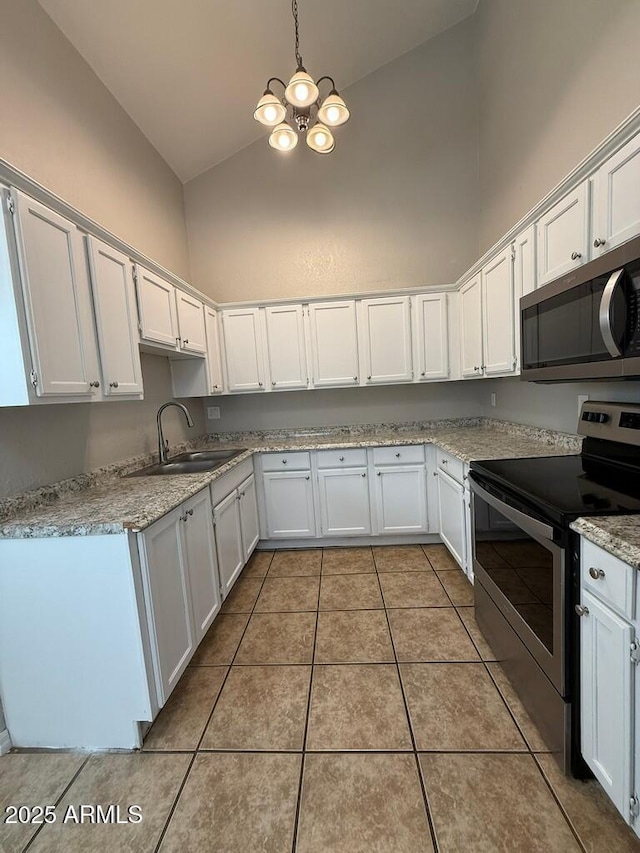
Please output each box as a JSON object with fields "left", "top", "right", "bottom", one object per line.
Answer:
{"left": 571, "top": 516, "right": 640, "bottom": 569}
{"left": 0, "top": 418, "right": 581, "bottom": 540}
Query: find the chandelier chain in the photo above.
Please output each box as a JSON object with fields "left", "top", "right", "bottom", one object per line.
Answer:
{"left": 292, "top": 0, "right": 303, "bottom": 68}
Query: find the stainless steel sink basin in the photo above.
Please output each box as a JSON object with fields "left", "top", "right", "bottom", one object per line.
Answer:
{"left": 126, "top": 448, "right": 247, "bottom": 477}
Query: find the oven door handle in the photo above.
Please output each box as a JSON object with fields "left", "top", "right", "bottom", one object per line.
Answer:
{"left": 470, "top": 478, "right": 555, "bottom": 542}
{"left": 599, "top": 268, "right": 625, "bottom": 358}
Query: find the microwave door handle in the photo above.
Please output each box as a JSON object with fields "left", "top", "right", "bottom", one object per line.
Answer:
{"left": 599, "top": 268, "right": 625, "bottom": 357}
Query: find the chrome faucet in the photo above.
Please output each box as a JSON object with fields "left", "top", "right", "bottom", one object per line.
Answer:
{"left": 156, "top": 402, "right": 194, "bottom": 464}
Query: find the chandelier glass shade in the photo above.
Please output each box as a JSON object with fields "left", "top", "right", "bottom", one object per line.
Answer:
{"left": 254, "top": 0, "right": 349, "bottom": 154}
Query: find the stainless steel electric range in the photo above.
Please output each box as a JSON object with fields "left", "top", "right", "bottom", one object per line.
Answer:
{"left": 468, "top": 401, "right": 640, "bottom": 775}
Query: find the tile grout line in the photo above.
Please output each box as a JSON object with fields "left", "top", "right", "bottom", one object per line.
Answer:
{"left": 151, "top": 550, "right": 276, "bottom": 853}
{"left": 289, "top": 548, "right": 323, "bottom": 853}
{"left": 372, "top": 548, "right": 441, "bottom": 853}
{"left": 531, "top": 753, "right": 589, "bottom": 853}
{"left": 21, "top": 754, "right": 91, "bottom": 852}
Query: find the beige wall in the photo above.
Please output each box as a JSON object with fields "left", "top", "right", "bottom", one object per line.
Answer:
{"left": 0, "top": 1, "right": 198, "bottom": 502}
{"left": 204, "top": 381, "right": 486, "bottom": 434}
{"left": 185, "top": 18, "right": 479, "bottom": 303}
{"left": 1, "top": 355, "right": 205, "bottom": 498}
{"left": 475, "top": 0, "right": 640, "bottom": 253}
{"left": 0, "top": 0, "right": 189, "bottom": 279}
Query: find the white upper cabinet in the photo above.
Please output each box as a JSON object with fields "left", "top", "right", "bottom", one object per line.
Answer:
{"left": 86, "top": 236, "right": 143, "bottom": 398}
{"left": 536, "top": 181, "right": 590, "bottom": 286}
{"left": 11, "top": 190, "right": 99, "bottom": 398}
{"left": 264, "top": 304, "right": 308, "bottom": 390}
{"left": 413, "top": 293, "right": 449, "bottom": 381}
{"left": 308, "top": 300, "right": 359, "bottom": 387}
{"left": 514, "top": 225, "right": 536, "bottom": 298}
{"left": 204, "top": 306, "right": 224, "bottom": 394}
{"left": 222, "top": 307, "right": 265, "bottom": 391}
{"left": 592, "top": 133, "right": 640, "bottom": 257}
{"left": 360, "top": 296, "right": 412, "bottom": 384}
{"left": 175, "top": 291, "right": 206, "bottom": 355}
{"left": 135, "top": 265, "right": 179, "bottom": 349}
{"left": 460, "top": 274, "right": 483, "bottom": 377}
{"left": 482, "top": 247, "right": 515, "bottom": 376}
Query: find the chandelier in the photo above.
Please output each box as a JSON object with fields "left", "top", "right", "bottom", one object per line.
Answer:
{"left": 253, "top": 0, "right": 350, "bottom": 154}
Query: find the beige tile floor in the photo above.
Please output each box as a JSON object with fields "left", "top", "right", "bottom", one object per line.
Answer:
{"left": 2, "top": 544, "right": 639, "bottom": 852}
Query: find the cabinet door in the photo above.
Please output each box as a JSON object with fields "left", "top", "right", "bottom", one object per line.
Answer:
{"left": 238, "top": 474, "right": 260, "bottom": 560}
{"left": 437, "top": 469, "right": 466, "bottom": 568}
{"left": 222, "top": 307, "right": 265, "bottom": 391}
{"left": 176, "top": 291, "right": 207, "bottom": 354}
{"left": 414, "top": 293, "right": 449, "bottom": 381}
{"left": 580, "top": 589, "right": 633, "bottom": 819}
{"left": 182, "top": 489, "right": 220, "bottom": 643}
{"left": 265, "top": 304, "right": 308, "bottom": 390}
{"left": 373, "top": 465, "right": 428, "bottom": 534}
{"left": 460, "top": 275, "right": 483, "bottom": 378}
{"left": 86, "top": 236, "right": 143, "bottom": 397}
{"left": 205, "top": 306, "right": 224, "bottom": 394}
{"left": 262, "top": 471, "right": 316, "bottom": 539}
{"left": 213, "top": 490, "right": 244, "bottom": 596}
{"left": 360, "top": 296, "right": 412, "bottom": 384}
{"left": 536, "top": 182, "right": 590, "bottom": 286}
{"left": 11, "top": 191, "right": 98, "bottom": 397}
{"left": 515, "top": 225, "right": 536, "bottom": 298}
{"left": 482, "top": 248, "right": 516, "bottom": 376}
{"left": 308, "top": 301, "right": 359, "bottom": 387}
{"left": 140, "top": 507, "right": 195, "bottom": 705}
{"left": 593, "top": 133, "right": 640, "bottom": 256}
{"left": 318, "top": 468, "right": 371, "bottom": 536}
{"left": 136, "top": 266, "right": 178, "bottom": 348}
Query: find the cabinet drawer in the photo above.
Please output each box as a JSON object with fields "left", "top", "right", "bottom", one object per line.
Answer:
{"left": 261, "top": 451, "right": 311, "bottom": 471}
{"left": 316, "top": 448, "right": 367, "bottom": 468}
{"left": 581, "top": 539, "right": 636, "bottom": 620}
{"left": 436, "top": 449, "right": 465, "bottom": 484}
{"left": 371, "top": 445, "right": 424, "bottom": 466}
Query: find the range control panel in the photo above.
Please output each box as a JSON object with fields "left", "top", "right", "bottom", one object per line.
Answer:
{"left": 580, "top": 401, "right": 640, "bottom": 445}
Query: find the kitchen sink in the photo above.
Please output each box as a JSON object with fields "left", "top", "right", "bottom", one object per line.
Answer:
{"left": 126, "top": 448, "right": 247, "bottom": 477}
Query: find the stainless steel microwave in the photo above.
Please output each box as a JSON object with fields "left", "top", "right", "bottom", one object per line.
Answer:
{"left": 520, "top": 234, "right": 640, "bottom": 382}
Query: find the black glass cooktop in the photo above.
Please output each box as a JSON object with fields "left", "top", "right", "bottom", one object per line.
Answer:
{"left": 470, "top": 453, "right": 640, "bottom": 523}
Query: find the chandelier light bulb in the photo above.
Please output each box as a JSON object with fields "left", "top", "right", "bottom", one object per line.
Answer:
{"left": 306, "top": 122, "right": 335, "bottom": 154}
{"left": 317, "top": 92, "right": 350, "bottom": 127}
{"left": 254, "top": 92, "right": 286, "bottom": 126}
{"left": 269, "top": 122, "right": 298, "bottom": 151}
{"left": 285, "top": 70, "right": 319, "bottom": 108}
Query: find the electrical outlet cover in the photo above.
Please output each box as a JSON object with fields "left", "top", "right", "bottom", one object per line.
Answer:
{"left": 207, "top": 406, "right": 221, "bottom": 420}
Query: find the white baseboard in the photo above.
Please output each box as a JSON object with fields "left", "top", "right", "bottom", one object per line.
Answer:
{"left": 0, "top": 728, "right": 11, "bottom": 755}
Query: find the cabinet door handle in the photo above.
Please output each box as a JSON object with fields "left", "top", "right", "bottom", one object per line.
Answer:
{"left": 588, "top": 567, "right": 605, "bottom": 580}
{"left": 575, "top": 604, "right": 589, "bottom": 616}
{"left": 377, "top": 471, "right": 381, "bottom": 476}
{"left": 109, "top": 381, "right": 119, "bottom": 388}
{"left": 421, "top": 371, "right": 426, "bottom": 377}
{"left": 272, "top": 381, "right": 276, "bottom": 386}
{"left": 282, "top": 459, "right": 287, "bottom": 464}
{"left": 187, "top": 508, "right": 193, "bottom": 516}
{"left": 183, "top": 339, "right": 189, "bottom": 345}
{"left": 361, "top": 472, "right": 366, "bottom": 477}
{"left": 305, "top": 475, "right": 310, "bottom": 480}
{"left": 367, "top": 375, "right": 372, "bottom": 380}
{"left": 353, "top": 376, "right": 358, "bottom": 381}
{"left": 179, "top": 513, "right": 187, "bottom": 522}
{"left": 176, "top": 337, "right": 181, "bottom": 346}
{"left": 395, "top": 452, "right": 401, "bottom": 458}
{"left": 258, "top": 381, "right": 263, "bottom": 387}
{"left": 571, "top": 251, "right": 582, "bottom": 260}
{"left": 593, "top": 238, "right": 606, "bottom": 248}
{"left": 90, "top": 380, "right": 100, "bottom": 388}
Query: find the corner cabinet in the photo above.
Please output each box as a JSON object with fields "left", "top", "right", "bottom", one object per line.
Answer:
{"left": 460, "top": 275, "right": 484, "bottom": 378}
{"left": 576, "top": 538, "right": 639, "bottom": 835}
{"left": 592, "top": 133, "right": 640, "bottom": 258}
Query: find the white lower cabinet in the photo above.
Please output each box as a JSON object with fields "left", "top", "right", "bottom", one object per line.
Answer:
{"left": 139, "top": 492, "right": 211, "bottom": 707}
{"left": 238, "top": 474, "right": 260, "bottom": 559}
{"left": 577, "top": 538, "right": 638, "bottom": 834}
{"left": 262, "top": 471, "right": 316, "bottom": 539}
{"left": 318, "top": 468, "right": 371, "bottom": 536}
{"left": 373, "top": 465, "right": 427, "bottom": 534}
{"left": 437, "top": 467, "right": 467, "bottom": 571}
{"left": 213, "top": 490, "right": 245, "bottom": 596}
{"left": 182, "top": 489, "right": 221, "bottom": 643}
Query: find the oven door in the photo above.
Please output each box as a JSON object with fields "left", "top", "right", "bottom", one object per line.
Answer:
{"left": 470, "top": 475, "right": 567, "bottom": 695}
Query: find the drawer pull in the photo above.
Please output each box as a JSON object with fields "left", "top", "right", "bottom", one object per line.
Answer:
{"left": 575, "top": 604, "right": 590, "bottom": 617}
{"left": 571, "top": 251, "right": 582, "bottom": 260}
{"left": 395, "top": 452, "right": 401, "bottom": 458}
{"left": 588, "top": 567, "right": 605, "bottom": 580}
{"left": 282, "top": 459, "right": 287, "bottom": 464}
{"left": 339, "top": 456, "right": 345, "bottom": 461}
{"left": 361, "top": 472, "right": 366, "bottom": 478}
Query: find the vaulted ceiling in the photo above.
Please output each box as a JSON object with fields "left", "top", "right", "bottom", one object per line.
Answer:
{"left": 38, "top": 0, "right": 478, "bottom": 182}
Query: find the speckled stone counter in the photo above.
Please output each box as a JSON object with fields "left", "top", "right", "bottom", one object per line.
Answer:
{"left": 0, "top": 418, "right": 582, "bottom": 539}
{"left": 571, "top": 516, "right": 640, "bottom": 569}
